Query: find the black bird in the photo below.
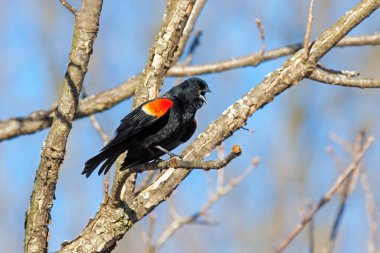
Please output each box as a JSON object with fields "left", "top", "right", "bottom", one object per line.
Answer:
{"left": 82, "top": 77, "right": 211, "bottom": 177}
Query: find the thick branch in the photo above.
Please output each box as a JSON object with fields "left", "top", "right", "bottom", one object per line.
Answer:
{"left": 24, "top": 1, "right": 103, "bottom": 253}
{"left": 133, "top": 0, "right": 196, "bottom": 107}
{"left": 0, "top": 75, "right": 139, "bottom": 141}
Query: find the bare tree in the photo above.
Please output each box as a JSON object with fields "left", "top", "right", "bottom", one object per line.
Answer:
{"left": 0, "top": 0, "right": 379, "bottom": 252}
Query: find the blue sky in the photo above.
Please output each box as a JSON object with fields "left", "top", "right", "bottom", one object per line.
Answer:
{"left": 1, "top": 1, "right": 380, "bottom": 252}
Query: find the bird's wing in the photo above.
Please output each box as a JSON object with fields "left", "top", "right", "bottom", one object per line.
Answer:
{"left": 102, "top": 98, "right": 174, "bottom": 150}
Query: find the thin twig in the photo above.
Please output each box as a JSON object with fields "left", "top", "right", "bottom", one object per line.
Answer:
{"left": 309, "top": 67, "right": 380, "bottom": 88}
{"left": 326, "top": 146, "right": 345, "bottom": 173}
{"left": 241, "top": 126, "right": 255, "bottom": 133}
{"left": 330, "top": 133, "right": 354, "bottom": 154}
{"left": 317, "top": 63, "right": 360, "bottom": 77}
{"left": 324, "top": 133, "right": 365, "bottom": 253}
{"left": 60, "top": 0, "right": 78, "bottom": 16}
{"left": 153, "top": 157, "right": 260, "bottom": 251}
{"left": 329, "top": 133, "right": 378, "bottom": 253}
{"left": 147, "top": 213, "right": 157, "bottom": 253}
{"left": 173, "top": 0, "right": 207, "bottom": 62}
{"left": 361, "top": 167, "right": 378, "bottom": 253}
{"left": 255, "top": 18, "right": 266, "bottom": 54}
{"left": 303, "top": 0, "right": 315, "bottom": 59}
{"left": 140, "top": 213, "right": 157, "bottom": 253}
{"left": 306, "top": 203, "right": 315, "bottom": 253}
{"left": 275, "top": 136, "right": 374, "bottom": 253}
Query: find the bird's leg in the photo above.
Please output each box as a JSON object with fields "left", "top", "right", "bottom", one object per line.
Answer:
{"left": 145, "top": 147, "right": 163, "bottom": 162}
{"left": 152, "top": 157, "right": 164, "bottom": 163}
{"left": 154, "top": 145, "right": 183, "bottom": 159}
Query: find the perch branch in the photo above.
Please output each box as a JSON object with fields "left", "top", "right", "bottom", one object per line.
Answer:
{"left": 133, "top": 145, "right": 242, "bottom": 173}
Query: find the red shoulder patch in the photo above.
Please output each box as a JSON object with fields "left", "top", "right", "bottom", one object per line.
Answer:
{"left": 142, "top": 98, "right": 174, "bottom": 117}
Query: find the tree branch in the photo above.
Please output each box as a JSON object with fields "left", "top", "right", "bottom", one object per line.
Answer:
{"left": 275, "top": 136, "right": 374, "bottom": 253}
{"left": 24, "top": 1, "right": 103, "bottom": 253}
{"left": 0, "top": 74, "right": 140, "bottom": 141}
{"left": 59, "top": 0, "right": 200, "bottom": 251}
{"left": 131, "top": 0, "right": 380, "bottom": 241}
{"left": 133, "top": 0, "right": 196, "bottom": 107}
{"left": 60, "top": 0, "right": 78, "bottom": 16}
{"left": 309, "top": 67, "right": 380, "bottom": 88}
{"left": 303, "top": 0, "right": 315, "bottom": 59}
{"left": 173, "top": 0, "right": 207, "bottom": 62}
{"left": 167, "top": 33, "right": 380, "bottom": 76}
{"left": 152, "top": 156, "right": 259, "bottom": 252}
{"left": 361, "top": 167, "right": 378, "bottom": 253}
{"left": 1, "top": 33, "right": 380, "bottom": 142}
{"left": 132, "top": 145, "right": 242, "bottom": 173}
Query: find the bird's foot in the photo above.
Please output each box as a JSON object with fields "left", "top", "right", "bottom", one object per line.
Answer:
{"left": 175, "top": 155, "right": 183, "bottom": 160}
{"left": 153, "top": 158, "right": 164, "bottom": 163}
{"left": 155, "top": 145, "right": 179, "bottom": 158}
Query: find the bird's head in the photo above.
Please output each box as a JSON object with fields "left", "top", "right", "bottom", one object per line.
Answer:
{"left": 169, "top": 77, "right": 211, "bottom": 109}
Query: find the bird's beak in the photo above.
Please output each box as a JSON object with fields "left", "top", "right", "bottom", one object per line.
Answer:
{"left": 199, "top": 94, "right": 208, "bottom": 104}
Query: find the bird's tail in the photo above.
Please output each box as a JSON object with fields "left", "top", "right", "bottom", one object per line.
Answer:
{"left": 82, "top": 149, "right": 120, "bottom": 178}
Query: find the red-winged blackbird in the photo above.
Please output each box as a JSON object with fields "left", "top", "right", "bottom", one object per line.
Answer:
{"left": 82, "top": 77, "right": 211, "bottom": 177}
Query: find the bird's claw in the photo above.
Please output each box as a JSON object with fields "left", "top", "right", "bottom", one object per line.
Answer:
{"left": 153, "top": 158, "right": 164, "bottom": 163}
